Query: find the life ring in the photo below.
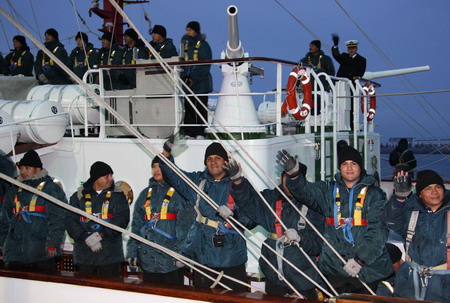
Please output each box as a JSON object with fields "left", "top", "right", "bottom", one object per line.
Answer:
{"left": 281, "top": 67, "right": 313, "bottom": 120}
{"left": 360, "top": 83, "right": 376, "bottom": 121}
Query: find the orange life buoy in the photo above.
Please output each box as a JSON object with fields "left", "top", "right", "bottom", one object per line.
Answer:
{"left": 360, "top": 83, "right": 376, "bottom": 121}
{"left": 281, "top": 67, "right": 313, "bottom": 120}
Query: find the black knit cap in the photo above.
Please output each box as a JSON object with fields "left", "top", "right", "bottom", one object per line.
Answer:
{"left": 338, "top": 145, "right": 363, "bottom": 169}
{"left": 415, "top": 170, "right": 444, "bottom": 195}
{"left": 90, "top": 161, "right": 113, "bottom": 182}
{"left": 204, "top": 142, "right": 228, "bottom": 165}
{"left": 310, "top": 40, "right": 321, "bottom": 50}
{"left": 186, "top": 21, "right": 200, "bottom": 34}
{"left": 45, "top": 28, "right": 59, "bottom": 41}
{"left": 75, "top": 32, "right": 88, "bottom": 43}
{"left": 101, "top": 32, "right": 113, "bottom": 42}
{"left": 152, "top": 25, "right": 167, "bottom": 39}
{"left": 13, "top": 35, "right": 26, "bottom": 46}
{"left": 151, "top": 156, "right": 160, "bottom": 167}
{"left": 124, "top": 28, "right": 139, "bottom": 41}
{"left": 18, "top": 150, "right": 43, "bottom": 169}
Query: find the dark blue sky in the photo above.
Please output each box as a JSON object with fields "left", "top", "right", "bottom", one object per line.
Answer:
{"left": 1, "top": 0, "right": 449, "bottom": 143}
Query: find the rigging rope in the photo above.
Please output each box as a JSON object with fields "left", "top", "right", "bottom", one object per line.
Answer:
{"left": 104, "top": 0, "right": 375, "bottom": 295}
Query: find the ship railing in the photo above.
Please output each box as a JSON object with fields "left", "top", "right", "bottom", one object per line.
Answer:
{"left": 90, "top": 57, "right": 372, "bottom": 174}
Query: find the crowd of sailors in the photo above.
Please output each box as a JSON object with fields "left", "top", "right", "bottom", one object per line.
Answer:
{"left": 0, "top": 138, "right": 448, "bottom": 302}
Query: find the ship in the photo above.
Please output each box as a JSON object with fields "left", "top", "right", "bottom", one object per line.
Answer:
{"left": 0, "top": 1, "right": 444, "bottom": 302}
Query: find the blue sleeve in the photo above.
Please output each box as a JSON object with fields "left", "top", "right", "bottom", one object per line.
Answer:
{"left": 126, "top": 188, "right": 147, "bottom": 258}
{"left": 286, "top": 173, "right": 328, "bottom": 215}
{"left": 159, "top": 156, "right": 202, "bottom": 205}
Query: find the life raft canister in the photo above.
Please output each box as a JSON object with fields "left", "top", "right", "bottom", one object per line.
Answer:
{"left": 281, "top": 67, "right": 313, "bottom": 120}
{"left": 360, "top": 82, "right": 376, "bottom": 122}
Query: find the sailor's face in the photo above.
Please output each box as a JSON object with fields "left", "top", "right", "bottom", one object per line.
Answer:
{"left": 19, "top": 166, "right": 41, "bottom": 180}
{"left": 419, "top": 184, "right": 444, "bottom": 211}
{"left": 206, "top": 155, "right": 226, "bottom": 180}
{"left": 152, "top": 163, "right": 164, "bottom": 183}
{"left": 76, "top": 38, "right": 84, "bottom": 48}
{"left": 13, "top": 39, "right": 22, "bottom": 50}
{"left": 340, "top": 161, "right": 361, "bottom": 184}
{"left": 347, "top": 46, "right": 357, "bottom": 56}
{"left": 123, "top": 35, "right": 133, "bottom": 46}
{"left": 101, "top": 39, "right": 111, "bottom": 49}
{"left": 185, "top": 28, "right": 197, "bottom": 37}
{"left": 45, "top": 33, "right": 54, "bottom": 43}
{"left": 151, "top": 32, "right": 163, "bottom": 43}
{"left": 94, "top": 174, "right": 114, "bottom": 191}
{"left": 309, "top": 44, "right": 319, "bottom": 54}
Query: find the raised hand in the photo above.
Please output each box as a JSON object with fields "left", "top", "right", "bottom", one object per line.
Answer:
{"left": 163, "top": 134, "right": 175, "bottom": 153}
{"left": 394, "top": 171, "right": 412, "bottom": 198}
{"left": 224, "top": 158, "right": 242, "bottom": 181}
{"left": 276, "top": 150, "right": 299, "bottom": 176}
{"left": 331, "top": 33, "right": 340, "bottom": 46}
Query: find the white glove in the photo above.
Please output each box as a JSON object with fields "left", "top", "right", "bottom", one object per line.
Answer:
{"left": 217, "top": 205, "right": 234, "bottom": 220}
{"left": 343, "top": 258, "right": 362, "bottom": 277}
{"left": 85, "top": 232, "right": 102, "bottom": 252}
{"left": 38, "top": 73, "right": 49, "bottom": 84}
{"left": 285, "top": 228, "right": 301, "bottom": 243}
{"left": 90, "top": 241, "right": 102, "bottom": 253}
{"left": 128, "top": 257, "right": 137, "bottom": 267}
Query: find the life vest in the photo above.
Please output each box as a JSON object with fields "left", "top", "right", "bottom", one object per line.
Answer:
{"left": 41, "top": 46, "right": 59, "bottom": 67}
{"left": 12, "top": 181, "right": 47, "bottom": 222}
{"left": 142, "top": 186, "right": 178, "bottom": 240}
{"left": 143, "top": 187, "right": 177, "bottom": 221}
{"left": 100, "top": 50, "right": 116, "bottom": 65}
{"left": 281, "top": 67, "right": 314, "bottom": 120}
{"left": 268, "top": 201, "right": 308, "bottom": 239}
{"left": 195, "top": 179, "right": 237, "bottom": 234}
{"left": 9, "top": 51, "right": 26, "bottom": 69}
{"left": 184, "top": 40, "right": 201, "bottom": 61}
{"left": 80, "top": 191, "right": 114, "bottom": 222}
{"left": 122, "top": 47, "right": 140, "bottom": 65}
{"left": 148, "top": 43, "right": 166, "bottom": 58}
{"left": 360, "top": 82, "right": 376, "bottom": 122}
{"left": 404, "top": 210, "right": 450, "bottom": 300}
{"left": 326, "top": 184, "right": 369, "bottom": 244}
{"left": 74, "top": 49, "right": 94, "bottom": 67}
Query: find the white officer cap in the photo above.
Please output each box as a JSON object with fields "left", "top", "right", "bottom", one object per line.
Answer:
{"left": 345, "top": 40, "right": 359, "bottom": 47}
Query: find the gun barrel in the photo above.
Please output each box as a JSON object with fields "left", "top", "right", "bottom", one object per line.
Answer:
{"left": 226, "top": 5, "right": 244, "bottom": 59}
{"left": 363, "top": 66, "right": 430, "bottom": 80}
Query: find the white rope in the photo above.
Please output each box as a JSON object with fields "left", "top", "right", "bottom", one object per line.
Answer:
{"left": 0, "top": 172, "right": 254, "bottom": 292}
{"left": 104, "top": 1, "right": 368, "bottom": 295}
{"left": 0, "top": 9, "right": 262, "bottom": 293}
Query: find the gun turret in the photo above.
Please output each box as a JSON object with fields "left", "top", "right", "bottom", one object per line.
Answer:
{"left": 225, "top": 5, "right": 244, "bottom": 59}
{"left": 363, "top": 65, "right": 430, "bottom": 80}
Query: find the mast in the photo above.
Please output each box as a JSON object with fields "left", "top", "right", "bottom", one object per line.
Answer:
{"left": 90, "top": 0, "right": 148, "bottom": 46}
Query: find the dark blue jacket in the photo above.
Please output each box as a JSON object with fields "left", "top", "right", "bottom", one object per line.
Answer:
{"left": 180, "top": 33, "right": 213, "bottom": 94}
{"left": 98, "top": 42, "right": 123, "bottom": 90}
{"left": 117, "top": 40, "right": 149, "bottom": 89}
{"left": 68, "top": 42, "right": 99, "bottom": 80}
{"left": 286, "top": 171, "right": 392, "bottom": 283}
{"left": 230, "top": 178, "right": 324, "bottom": 291}
{"left": 383, "top": 191, "right": 450, "bottom": 302}
{"left": 0, "top": 169, "right": 67, "bottom": 264}
{"left": 66, "top": 180, "right": 130, "bottom": 266}
{"left": 34, "top": 40, "right": 71, "bottom": 84}
{"left": 149, "top": 38, "right": 178, "bottom": 59}
{"left": 5, "top": 46, "right": 34, "bottom": 76}
{"left": 126, "top": 178, "right": 195, "bottom": 273}
{"left": 160, "top": 160, "right": 255, "bottom": 268}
